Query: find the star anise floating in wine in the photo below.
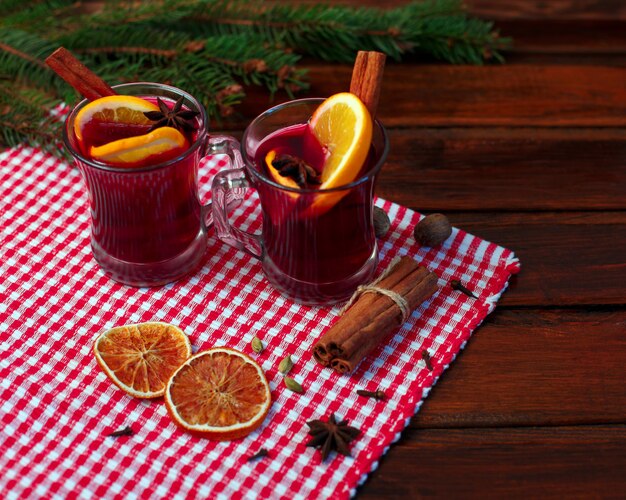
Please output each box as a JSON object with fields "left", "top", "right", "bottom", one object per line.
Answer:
{"left": 271, "top": 153, "right": 321, "bottom": 189}
{"left": 144, "top": 96, "right": 199, "bottom": 133}
{"left": 305, "top": 413, "right": 361, "bottom": 461}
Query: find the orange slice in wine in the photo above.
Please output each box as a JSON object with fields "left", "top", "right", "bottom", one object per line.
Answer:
{"left": 89, "top": 126, "right": 188, "bottom": 166}
{"left": 93, "top": 322, "right": 192, "bottom": 399}
{"left": 165, "top": 347, "right": 272, "bottom": 440}
{"left": 74, "top": 95, "right": 159, "bottom": 144}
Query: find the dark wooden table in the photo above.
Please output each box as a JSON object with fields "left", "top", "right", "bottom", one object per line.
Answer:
{"left": 49, "top": 0, "right": 624, "bottom": 496}
{"left": 233, "top": 1, "right": 626, "bottom": 496}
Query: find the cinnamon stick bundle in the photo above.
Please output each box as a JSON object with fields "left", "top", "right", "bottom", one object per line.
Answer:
{"left": 313, "top": 257, "right": 439, "bottom": 374}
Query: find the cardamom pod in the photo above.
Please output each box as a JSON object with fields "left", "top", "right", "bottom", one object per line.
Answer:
{"left": 283, "top": 376, "right": 304, "bottom": 394}
{"left": 251, "top": 336, "right": 264, "bottom": 354}
{"left": 278, "top": 355, "right": 294, "bottom": 375}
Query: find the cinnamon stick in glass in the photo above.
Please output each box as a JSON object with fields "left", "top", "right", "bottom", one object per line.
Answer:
{"left": 45, "top": 47, "right": 116, "bottom": 101}
{"left": 350, "top": 51, "right": 386, "bottom": 118}
{"left": 312, "top": 257, "right": 439, "bottom": 374}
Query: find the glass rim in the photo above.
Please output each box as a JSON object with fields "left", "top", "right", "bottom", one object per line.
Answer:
{"left": 62, "top": 82, "right": 208, "bottom": 173}
{"left": 241, "top": 97, "right": 389, "bottom": 194}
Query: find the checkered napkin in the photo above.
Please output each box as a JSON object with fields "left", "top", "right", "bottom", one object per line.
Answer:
{"left": 0, "top": 146, "right": 520, "bottom": 499}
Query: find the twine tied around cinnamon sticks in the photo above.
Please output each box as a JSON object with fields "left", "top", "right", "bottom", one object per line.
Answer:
{"left": 312, "top": 257, "right": 439, "bottom": 374}
{"left": 339, "top": 256, "right": 411, "bottom": 322}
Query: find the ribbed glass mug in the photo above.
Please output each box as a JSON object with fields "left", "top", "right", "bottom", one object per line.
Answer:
{"left": 63, "top": 82, "right": 228, "bottom": 286}
{"left": 212, "top": 98, "right": 389, "bottom": 305}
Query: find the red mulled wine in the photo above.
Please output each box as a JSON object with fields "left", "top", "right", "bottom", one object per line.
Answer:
{"left": 253, "top": 123, "right": 377, "bottom": 298}
{"left": 66, "top": 87, "right": 209, "bottom": 286}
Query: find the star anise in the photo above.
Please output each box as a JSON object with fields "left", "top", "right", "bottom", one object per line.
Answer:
{"left": 143, "top": 96, "right": 200, "bottom": 133}
{"left": 305, "top": 413, "right": 360, "bottom": 461}
{"left": 271, "top": 153, "right": 321, "bottom": 189}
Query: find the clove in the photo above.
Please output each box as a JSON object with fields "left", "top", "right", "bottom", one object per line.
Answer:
{"left": 451, "top": 279, "right": 477, "bottom": 299}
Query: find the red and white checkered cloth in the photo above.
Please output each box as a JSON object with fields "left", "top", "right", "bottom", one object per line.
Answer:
{"left": 0, "top": 146, "right": 519, "bottom": 499}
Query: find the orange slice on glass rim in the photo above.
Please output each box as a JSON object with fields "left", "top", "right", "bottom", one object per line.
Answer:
{"left": 310, "top": 92, "right": 373, "bottom": 190}
{"left": 303, "top": 92, "right": 373, "bottom": 215}
{"left": 89, "top": 126, "right": 188, "bottom": 166}
{"left": 74, "top": 95, "right": 159, "bottom": 144}
{"left": 93, "top": 322, "right": 192, "bottom": 399}
{"left": 165, "top": 347, "right": 272, "bottom": 440}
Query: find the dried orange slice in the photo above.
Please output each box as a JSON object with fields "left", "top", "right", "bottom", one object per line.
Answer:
{"left": 74, "top": 95, "right": 159, "bottom": 143}
{"left": 89, "top": 126, "right": 188, "bottom": 166}
{"left": 165, "top": 347, "right": 271, "bottom": 440}
{"left": 93, "top": 322, "right": 192, "bottom": 399}
{"left": 309, "top": 92, "right": 373, "bottom": 190}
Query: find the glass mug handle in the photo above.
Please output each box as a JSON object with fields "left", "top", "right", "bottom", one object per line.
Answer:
{"left": 208, "top": 136, "right": 263, "bottom": 259}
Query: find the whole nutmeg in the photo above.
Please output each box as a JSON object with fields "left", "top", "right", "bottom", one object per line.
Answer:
{"left": 414, "top": 213, "right": 452, "bottom": 247}
{"left": 373, "top": 206, "right": 391, "bottom": 238}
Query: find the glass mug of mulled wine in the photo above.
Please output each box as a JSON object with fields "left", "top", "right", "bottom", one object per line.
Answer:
{"left": 211, "top": 98, "right": 389, "bottom": 305}
{"left": 64, "top": 82, "right": 229, "bottom": 286}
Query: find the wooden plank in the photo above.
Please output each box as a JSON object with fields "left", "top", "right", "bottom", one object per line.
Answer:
{"left": 499, "top": 20, "right": 626, "bottom": 54}
{"left": 205, "top": 152, "right": 625, "bottom": 304}
{"left": 311, "top": 210, "right": 622, "bottom": 306}
{"left": 442, "top": 212, "right": 626, "bottom": 306}
{"left": 378, "top": 128, "right": 626, "bottom": 211}
{"left": 409, "top": 309, "right": 626, "bottom": 428}
{"left": 239, "top": 65, "right": 626, "bottom": 127}
{"left": 81, "top": 1, "right": 626, "bottom": 66}
{"left": 467, "top": 0, "right": 626, "bottom": 20}
{"left": 504, "top": 52, "right": 626, "bottom": 67}
{"left": 272, "top": 0, "right": 626, "bottom": 59}
{"left": 275, "top": 1, "right": 626, "bottom": 20}
{"left": 359, "top": 425, "right": 626, "bottom": 498}
{"left": 219, "top": 126, "right": 626, "bottom": 211}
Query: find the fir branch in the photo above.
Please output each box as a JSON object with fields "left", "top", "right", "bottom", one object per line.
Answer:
{"left": 0, "top": 0, "right": 76, "bottom": 32}
{"left": 188, "top": 33, "right": 308, "bottom": 96}
{"left": 171, "top": 0, "right": 509, "bottom": 64}
{"left": 67, "top": 0, "right": 195, "bottom": 32}
{"left": 59, "top": 24, "right": 307, "bottom": 110}
{"left": 0, "top": 0, "right": 509, "bottom": 154}
{"left": 0, "top": 28, "right": 75, "bottom": 101}
{"left": 70, "top": 0, "right": 507, "bottom": 64}
{"left": 0, "top": 40, "right": 47, "bottom": 68}
{"left": 0, "top": 77, "right": 64, "bottom": 155}
{"left": 76, "top": 46, "right": 179, "bottom": 58}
